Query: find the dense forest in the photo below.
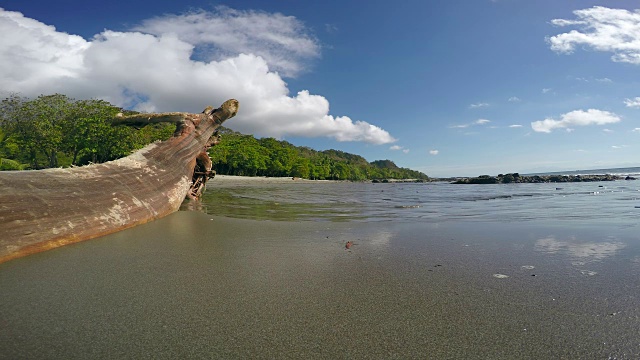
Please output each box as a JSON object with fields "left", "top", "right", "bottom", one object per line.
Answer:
{"left": 0, "top": 94, "right": 174, "bottom": 170}
{"left": 209, "top": 127, "right": 429, "bottom": 180}
{"left": 0, "top": 93, "right": 429, "bottom": 181}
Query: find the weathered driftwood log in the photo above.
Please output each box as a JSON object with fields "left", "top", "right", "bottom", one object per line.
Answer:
{"left": 0, "top": 99, "right": 238, "bottom": 264}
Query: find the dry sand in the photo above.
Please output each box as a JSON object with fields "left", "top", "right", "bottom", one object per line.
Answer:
{"left": 1, "top": 210, "right": 639, "bottom": 358}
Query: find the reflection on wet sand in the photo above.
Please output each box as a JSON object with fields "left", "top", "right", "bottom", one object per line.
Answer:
{"left": 535, "top": 235, "right": 628, "bottom": 277}
{"left": 366, "top": 230, "right": 393, "bottom": 248}
{"left": 535, "top": 235, "right": 626, "bottom": 260}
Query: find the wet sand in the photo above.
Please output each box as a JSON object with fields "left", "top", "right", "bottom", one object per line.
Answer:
{"left": 1, "top": 211, "right": 639, "bottom": 359}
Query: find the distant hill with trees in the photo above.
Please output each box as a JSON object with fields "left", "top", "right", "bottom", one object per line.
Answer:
{"left": 0, "top": 93, "right": 429, "bottom": 181}
{"left": 209, "top": 127, "right": 429, "bottom": 181}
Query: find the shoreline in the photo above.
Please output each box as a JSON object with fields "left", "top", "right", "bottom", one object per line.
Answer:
{"left": 212, "top": 174, "right": 636, "bottom": 185}
{"left": 212, "top": 174, "right": 424, "bottom": 184}
{"left": 213, "top": 174, "right": 332, "bottom": 183}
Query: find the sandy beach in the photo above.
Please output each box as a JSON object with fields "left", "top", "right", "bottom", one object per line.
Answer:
{"left": 1, "top": 208, "right": 638, "bottom": 359}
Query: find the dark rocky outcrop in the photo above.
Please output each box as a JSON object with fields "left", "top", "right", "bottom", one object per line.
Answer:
{"left": 453, "top": 173, "right": 628, "bottom": 184}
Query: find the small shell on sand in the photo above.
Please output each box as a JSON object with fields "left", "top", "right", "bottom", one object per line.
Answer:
{"left": 493, "top": 274, "right": 509, "bottom": 279}
{"left": 580, "top": 270, "right": 597, "bottom": 276}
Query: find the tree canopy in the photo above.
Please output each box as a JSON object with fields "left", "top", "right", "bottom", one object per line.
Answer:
{"left": 0, "top": 93, "right": 429, "bottom": 181}
{"left": 209, "top": 127, "right": 429, "bottom": 181}
{"left": 0, "top": 93, "right": 174, "bottom": 169}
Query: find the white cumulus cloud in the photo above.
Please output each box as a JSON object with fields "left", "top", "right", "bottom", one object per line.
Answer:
{"left": 508, "top": 96, "right": 521, "bottom": 102}
{"left": 390, "top": 145, "right": 410, "bottom": 154}
{"left": 548, "top": 6, "right": 640, "bottom": 65}
{"left": 134, "top": 7, "right": 319, "bottom": 78}
{"left": 469, "top": 102, "right": 489, "bottom": 108}
{"left": 429, "top": 150, "right": 439, "bottom": 155}
{"left": 451, "top": 118, "right": 491, "bottom": 129}
{"left": 509, "top": 124, "right": 523, "bottom": 128}
{"left": 0, "top": 8, "right": 396, "bottom": 145}
{"left": 531, "top": 109, "right": 621, "bottom": 133}
{"left": 624, "top": 97, "right": 640, "bottom": 108}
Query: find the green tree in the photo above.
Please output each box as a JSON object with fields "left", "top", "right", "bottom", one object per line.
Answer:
{"left": 226, "top": 136, "right": 268, "bottom": 176}
{"left": 63, "top": 99, "right": 125, "bottom": 165}
{"left": 29, "top": 94, "right": 76, "bottom": 167}
{"left": 291, "top": 158, "right": 311, "bottom": 178}
{"left": 331, "top": 162, "right": 351, "bottom": 180}
{"left": 260, "top": 137, "right": 297, "bottom": 177}
{"left": 0, "top": 93, "right": 172, "bottom": 168}
{"left": 0, "top": 94, "right": 41, "bottom": 168}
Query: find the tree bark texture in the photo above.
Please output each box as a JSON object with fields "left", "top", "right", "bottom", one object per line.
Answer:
{"left": 0, "top": 99, "right": 238, "bottom": 264}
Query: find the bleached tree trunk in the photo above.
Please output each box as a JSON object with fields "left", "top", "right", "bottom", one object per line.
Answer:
{"left": 0, "top": 99, "right": 238, "bottom": 264}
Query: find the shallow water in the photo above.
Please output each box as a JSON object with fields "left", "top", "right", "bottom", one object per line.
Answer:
{"left": 198, "top": 180, "right": 640, "bottom": 226}
{"left": 3, "top": 180, "right": 640, "bottom": 358}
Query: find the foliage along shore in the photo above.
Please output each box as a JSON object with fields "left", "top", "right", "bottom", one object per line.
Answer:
{"left": 209, "top": 127, "right": 428, "bottom": 181}
{"left": 0, "top": 93, "right": 429, "bottom": 181}
{"left": 451, "top": 173, "right": 636, "bottom": 184}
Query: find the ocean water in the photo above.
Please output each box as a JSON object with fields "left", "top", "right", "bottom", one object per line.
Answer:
{"left": 199, "top": 180, "right": 640, "bottom": 226}
{"left": 528, "top": 166, "right": 640, "bottom": 177}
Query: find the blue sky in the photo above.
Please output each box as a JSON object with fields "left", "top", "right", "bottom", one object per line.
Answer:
{"left": 2, "top": 0, "right": 640, "bottom": 177}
